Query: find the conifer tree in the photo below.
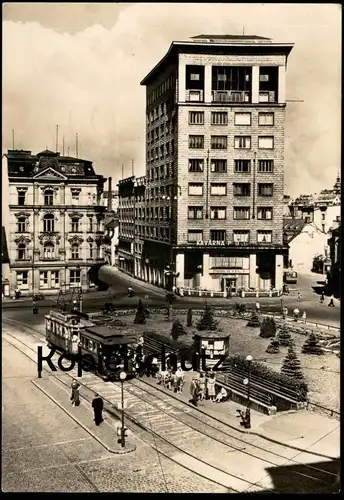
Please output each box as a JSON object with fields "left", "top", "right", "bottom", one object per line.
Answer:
{"left": 133, "top": 299, "right": 146, "bottom": 325}
{"left": 277, "top": 323, "right": 292, "bottom": 346}
{"left": 266, "top": 338, "right": 280, "bottom": 354}
{"left": 171, "top": 319, "right": 186, "bottom": 341}
{"left": 302, "top": 332, "right": 324, "bottom": 355}
{"left": 259, "top": 317, "right": 277, "bottom": 338}
{"left": 281, "top": 343, "right": 304, "bottom": 380}
{"left": 247, "top": 311, "right": 261, "bottom": 327}
{"left": 196, "top": 303, "right": 218, "bottom": 331}
{"left": 187, "top": 308, "right": 193, "bottom": 327}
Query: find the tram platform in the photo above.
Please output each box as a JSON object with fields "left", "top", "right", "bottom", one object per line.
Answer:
{"left": 141, "top": 371, "right": 339, "bottom": 459}
{"left": 31, "top": 375, "right": 136, "bottom": 454}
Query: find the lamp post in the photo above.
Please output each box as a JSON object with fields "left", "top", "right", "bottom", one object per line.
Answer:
{"left": 119, "top": 371, "right": 127, "bottom": 447}
{"left": 162, "top": 184, "right": 181, "bottom": 291}
{"left": 245, "top": 355, "right": 253, "bottom": 428}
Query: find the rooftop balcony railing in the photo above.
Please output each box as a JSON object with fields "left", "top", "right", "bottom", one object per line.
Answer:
{"left": 212, "top": 90, "right": 250, "bottom": 103}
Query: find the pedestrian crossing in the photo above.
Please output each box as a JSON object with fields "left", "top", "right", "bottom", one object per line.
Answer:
{"left": 83, "top": 377, "right": 202, "bottom": 443}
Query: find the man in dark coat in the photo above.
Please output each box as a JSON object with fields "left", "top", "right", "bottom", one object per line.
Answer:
{"left": 92, "top": 394, "right": 104, "bottom": 426}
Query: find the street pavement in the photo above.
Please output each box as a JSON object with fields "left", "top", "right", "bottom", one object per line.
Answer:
{"left": 1, "top": 335, "right": 228, "bottom": 493}
{"left": 2, "top": 323, "right": 340, "bottom": 493}
{"left": 2, "top": 269, "right": 340, "bottom": 327}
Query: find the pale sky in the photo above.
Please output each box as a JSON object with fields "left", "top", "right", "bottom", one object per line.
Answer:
{"left": 2, "top": 2, "right": 341, "bottom": 197}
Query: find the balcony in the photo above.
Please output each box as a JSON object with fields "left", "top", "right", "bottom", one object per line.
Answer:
{"left": 186, "top": 89, "right": 204, "bottom": 102}
{"left": 259, "top": 91, "right": 276, "bottom": 103}
{"left": 212, "top": 91, "right": 250, "bottom": 103}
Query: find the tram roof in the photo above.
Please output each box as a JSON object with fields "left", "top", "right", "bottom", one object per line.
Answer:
{"left": 85, "top": 325, "right": 138, "bottom": 344}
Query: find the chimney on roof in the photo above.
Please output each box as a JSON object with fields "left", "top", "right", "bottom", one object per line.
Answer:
{"left": 107, "top": 177, "right": 112, "bottom": 211}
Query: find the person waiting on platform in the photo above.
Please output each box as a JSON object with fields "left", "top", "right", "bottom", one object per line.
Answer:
{"left": 199, "top": 372, "right": 206, "bottom": 401}
{"left": 206, "top": 371, "right": 216, "bottom": 401}
{"left": 215, "top": 387, "right": 228, "bottom": 403}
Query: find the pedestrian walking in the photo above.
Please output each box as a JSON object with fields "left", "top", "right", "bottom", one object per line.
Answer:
{"left": 70, "top": 379, "right": 80, "bottom": 407}
{"left": 320, "top": 291, "right": 325, "bottom": 304}
{"left": 190, "top": 378, "right": 200, "bottom": 406}
{"left": 302, "top": 311, "right": 307, "bottom": 324}
{"left": 328, "top": 294, "right": 335, "bottom": 307}
{"left": 32, "top": 300, "right": 38, "bottom": 315}
{"left": 282, "top": 306, "right": 288, "bottom": 320}
{"left": 293, "top": 307, "right": 300, "bottom": 322}
{"left": 92, "top": 394, "right": 104, "bottom": 426}
{"left": 206, "top": 372, "right": 216, "bottom": 401}
{"left": 199, "top": 372, "right": 206, "bottom": 401}
{"left": 255, "top": 301, "right": 260, "bottom": 313}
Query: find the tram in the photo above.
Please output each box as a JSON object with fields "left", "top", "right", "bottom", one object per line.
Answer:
{"left": 45, "top": 309, "right": 137, "bottom": 380}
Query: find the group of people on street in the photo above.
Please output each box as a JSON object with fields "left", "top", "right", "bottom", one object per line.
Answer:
{"left": 70, "top": 379, "right": 104, "bottom": 426}
{"left": 190, "top": 371, "right": 228, "bottom": 406}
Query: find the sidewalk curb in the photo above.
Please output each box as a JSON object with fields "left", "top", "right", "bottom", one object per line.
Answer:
{"left": 31, "top": 379, "right": 136, "bottom": 454}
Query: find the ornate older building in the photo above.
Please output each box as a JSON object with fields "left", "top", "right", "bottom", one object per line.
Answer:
{"left": 5, "top": 149, "right": 106, "bottom": 295}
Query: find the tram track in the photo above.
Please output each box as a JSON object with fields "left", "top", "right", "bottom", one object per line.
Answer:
{"left": 2, "top": 318, "right": 338, "bottom": 493}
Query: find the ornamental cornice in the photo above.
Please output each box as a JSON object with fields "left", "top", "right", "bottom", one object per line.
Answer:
{"left": 14, "top": 211, "right": 30, "bottom": 219}
{"left": 14, "top": 235, "right": 31, "bottom": 244}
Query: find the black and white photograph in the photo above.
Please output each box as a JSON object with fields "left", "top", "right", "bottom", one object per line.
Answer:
{"left": 2, "top": 2, "right": 340, "bottom": 493}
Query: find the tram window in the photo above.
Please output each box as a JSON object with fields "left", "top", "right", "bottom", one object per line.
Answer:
{"left": 89, "top": 340, "right": 94, "bottom": 352}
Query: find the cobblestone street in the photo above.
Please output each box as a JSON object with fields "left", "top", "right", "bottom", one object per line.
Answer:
{"left": 2, "top": 336, "right": 227, "bottom": 493}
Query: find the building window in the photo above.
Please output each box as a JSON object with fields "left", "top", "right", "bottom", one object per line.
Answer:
{"left": 257, "top": 230, "right": 272, "bottom": 243}
{"left": 233, "top": 230, "right": 250, "bottom": 243}
{"left": 321, "top": 213, "right": 326, "bottom": 221}
{"left": 322, "top": 224, "right": 326, "bottom": 233}
{"left": 211, "top": 112, "right": 228, "bottom": 125}
{"left": 234, "top": 112, "right": 251, "bottom": 126}
{"left": 89, "top": 242, "right": 94, "bottom": 258}
{"left": 71, "top": 244, "right": 80, "bottom": 259}
{"left": 17, "top": 243, "right": 27, "bottom": 260}
{"left": 189, "top": 111, "right": 204, "bottom": 125}
{"left": 51, "top": 271, "right": 59, "bottom": 288}
{"left": 258, "top": 183, "right": 273, "bottom": 196}
{"left": 258, "top": 136, "right": 274, "bottom": 149}
{"left": 259, "top": 112, "right": 274, "bottom": 126}
{"left": 188, "top": 183, "right": 203, "bottom": 196}
{"left": 210, "top": 183, "right": 226, "bottom": 196}
{"left": 88, "top": 216, "right": 93, "bottom": 232}
{"left": 189, "top": 159, "right": 204, "bottom": 172}
{"left": 71, "top": 190, "right": 80, "bottom": 204}
{"left": 233, "top": 183, "right": 251, "bottom": 196}
{"left": 187, "top": 229, "right": 203, "bottom": 242}
{"left": 189, "top": 135, "right": 204, "bottom": 149}
{"left": 211, "top": 136, "right": 227, "bottom": 149}
{"left": 210, "top": 230, "right": 226, "bottom": 242}
{"left": 234, "top": 160, "right": 251, "bottom": 173}
{"left": 16, "top": 271, "right": 28, "bottom": 287}
{"left": 43, "top": 214, "right": 55, "bottom": 232}
{"left": 210, "top": 207, "right": 226, "bottom": 220}
{"left": 70, "top": 270, "right": 81, "bottom": 285}
{"left": 234, "top": 136, "right": 251, "bottom": 149}
{"left": 17, "top": 190, "right": 26, "bottom": 206}
{"left": 188, "top": 206, "right": 203, "bottom": 219}
{"left": 258, "top": 160, "right": 274, "bottom": 173}
{"left": 211, "top": 159, "right": 227, "bottom": 173}
{"left": 44, "top": 189, "right": 54, "bottom": 206}
{"left": 186, "top": 65, "right": 204, "bottom": 90}
{"left": 17, "top": 217, "right": 26, "bottom": 232}
{"left": 234, "top": 207, "right": 250, "bottom": 220}
{"left": 257, "top": 207, "right": 273, "bottom": 220}
{"left": 43, "top": 242, "right": 55, "bottom": 259}
{"left": 40, "top": 271, "right": 49, "bottom": 288}
{"left": 71, "top": 218, "right": 79, "bottom": 232}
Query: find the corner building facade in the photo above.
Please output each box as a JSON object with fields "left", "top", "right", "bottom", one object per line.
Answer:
{"left": 140, "top": 35, "right": 294, "bottom": 292}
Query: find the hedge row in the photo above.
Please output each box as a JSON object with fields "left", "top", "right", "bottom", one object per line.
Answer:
{"left": 225, "top": 354, "right": 308, "bottom": 401}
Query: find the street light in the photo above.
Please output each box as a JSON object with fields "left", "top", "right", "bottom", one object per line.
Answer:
{"left": 119, "top": 371, "right": 127, "bottom": 447}
{"left": 245, "top": 355, "right": 253, "bottom": 429}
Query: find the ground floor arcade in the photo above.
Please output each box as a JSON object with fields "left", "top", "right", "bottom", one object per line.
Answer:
{"left": 120, "top": 240, "right": 286, "bottom": 292}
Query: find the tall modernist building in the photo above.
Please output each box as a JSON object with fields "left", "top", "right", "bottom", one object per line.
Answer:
{"left": 138, "top": 34, "right": 294, "bottom": 292}
{"left": 5, "top": 149, "right": 106, "bottom": 295}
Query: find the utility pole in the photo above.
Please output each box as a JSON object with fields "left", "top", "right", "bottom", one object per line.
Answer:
{"left": 56, "top": 125, "right": 59, "bottom": 153}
